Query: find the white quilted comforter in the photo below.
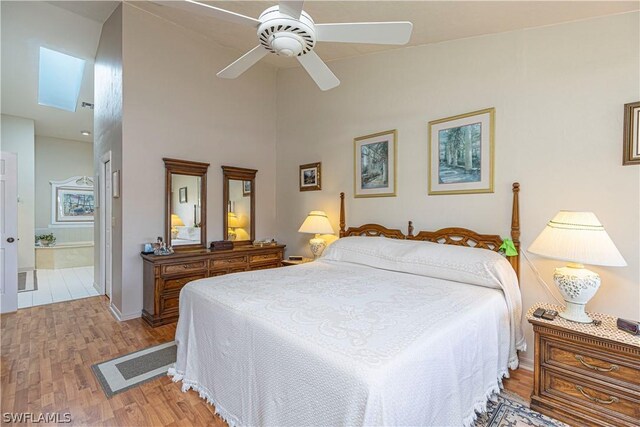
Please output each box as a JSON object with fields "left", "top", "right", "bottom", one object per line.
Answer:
{"left": 170, "top": 237, "right": 525, "bottom": 427}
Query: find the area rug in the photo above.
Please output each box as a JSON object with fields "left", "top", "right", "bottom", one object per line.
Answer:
{"left": 475, "top": 390, "right": 568, "bottom": 427}
{"left": 17, "top": 270, "right": 38, "bottom": 293}
{"left": 92, "top": 341, "right": 177, "bottom": 397}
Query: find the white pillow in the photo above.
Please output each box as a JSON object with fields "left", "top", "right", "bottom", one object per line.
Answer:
{"left": 321, "top": 236, "right": 513, "bottom": 290}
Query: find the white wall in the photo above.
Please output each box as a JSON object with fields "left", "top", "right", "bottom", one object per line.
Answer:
{"left": 94, "top": 4, "right": 123, "bottom": 304}
{"left": 35, "top": 136, "right": 93, "bottom": 243}
{"left": 1, "top": 114, "right": 35, "bottom": 271}
{"left": 276, "top": 12, "right": 640, "bottom": 366}
{"left": 115, "top": 4, "right": 278, "bottom": 318}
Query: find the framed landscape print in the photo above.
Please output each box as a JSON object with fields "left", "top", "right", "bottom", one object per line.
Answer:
{"left": 299, "top": 162, "right": 321, "bottom": 191}
{"left": 428, "top": 108, "right": 494, "bottom": 195}
{"left": 50, "top": 176, "right": 95, "bottom": 225}
{"left": 354, "top": 130, "right": 397, "bottom": 198}
{"left": 243, "top": 180, "right": 251, "bottom": 196}
{"left": 623, "top": 101, "right": 640, "bottom": 165}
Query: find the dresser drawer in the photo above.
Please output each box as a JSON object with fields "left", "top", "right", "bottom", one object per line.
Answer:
{"left": 162, "top": 261, "right": 207, "bottom": 276}
{"left": 251, "top": 262, "right": 280, "bottom": 271}
{"left": 250, "top": 252, "right": 281, "bottom": 264}
{"left": 210, "top": 255, "right": 248, "bottom": 269}
{"left": 542, "top": 368, "right": 640, "bottom": 424}
{"left": 542, "top": 337, "right": 640, "bottom": 390}
{"left": 160, "top": 292, "right": 180, "bottom": 315}
{"left": 162, "top": 274, "right": 206, "bottom": 292}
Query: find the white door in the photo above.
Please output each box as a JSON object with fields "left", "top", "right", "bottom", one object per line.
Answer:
{"left": 1, "top": 152, "right": 18, "bottom": 313}
{"left": 103, "top": 159, "right": 112, "bottom": 298}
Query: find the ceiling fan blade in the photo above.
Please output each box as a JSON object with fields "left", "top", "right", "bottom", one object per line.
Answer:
{"left": 296, "top": 52, "right": 340, "bottom": 91}
{"left": 156, "top": 0, "right": 260, "bottom": 28}
{"left": 217, "top": 46, "right": 269, "bottom": 79}
{"left": 316, "top": 22, "right": 413, "bottom": 45}
{"left": 279, "top": 1, "right": 304, "bottom": 19}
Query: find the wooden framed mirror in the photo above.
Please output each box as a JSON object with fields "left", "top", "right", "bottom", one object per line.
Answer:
{"left": 164, "top": 158, "right": 209, "bottom": 250}
{"left": 222, "top": 166, "right": 256, "bottom": 246}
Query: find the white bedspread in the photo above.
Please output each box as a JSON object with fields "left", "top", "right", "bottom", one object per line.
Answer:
{"left": 170, "top": 240, "right": 523, "bottom": 426}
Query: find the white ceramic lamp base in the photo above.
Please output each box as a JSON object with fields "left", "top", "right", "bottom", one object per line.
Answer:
{"left": 553, "top": 264, "right": 600, "bottom": 323}
{"left": 309, "top": 235, "right": 326, "bottom": 259}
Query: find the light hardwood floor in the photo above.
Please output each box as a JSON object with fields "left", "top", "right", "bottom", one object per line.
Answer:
{"left": 1, "top": 296, "right": 533, "bottom": 426}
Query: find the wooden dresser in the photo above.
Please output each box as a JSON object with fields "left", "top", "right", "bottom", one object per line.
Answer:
{"left": 527, "top": 303, "right": 640, "bottom": 427}
{"left": 141, "top": 245, "right": 285, "bottom": 327}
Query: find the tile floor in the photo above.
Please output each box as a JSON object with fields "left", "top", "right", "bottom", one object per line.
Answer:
{"left": 17, "top": 266, "right": 100, "bottom": 308}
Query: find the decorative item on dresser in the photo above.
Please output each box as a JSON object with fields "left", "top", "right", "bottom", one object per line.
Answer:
{"left": 141, "top": 244, "right": 285, "bottom": 327}
{"left": 527, "top": 303, "right": 640, "bottom": 427}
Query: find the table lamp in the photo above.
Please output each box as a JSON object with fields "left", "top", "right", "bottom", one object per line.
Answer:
{"left": 227, "top": 212, "right": 240, "bottom": 241}
{"left": 171, "top": 214, "right": 185, "bottom": 239}
{"left": 528, "top": 211, "right": 626, "bottom": 323}
{"left": 298, "top": 211, "right": 334, "bottom": 258}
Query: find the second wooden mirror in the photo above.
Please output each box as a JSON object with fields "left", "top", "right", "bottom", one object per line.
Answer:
{"left": 222, "top": 166, "right": 256, "bottom": 245}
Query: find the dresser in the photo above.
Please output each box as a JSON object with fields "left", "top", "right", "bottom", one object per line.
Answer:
{"left": 141, "top": 245, "right": 285, "bottom": 327}
{"left": 527, "top": 303, "right": 640, "bottom": 427}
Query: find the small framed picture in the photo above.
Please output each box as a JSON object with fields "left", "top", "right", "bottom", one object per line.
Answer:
{"left": 243, "top": 180, "right": 251, "bottom": 196}
{"left": 428, "top": 108, "right": 495, "bottom": 195}
{"left": 299, "top": 162, "right": 321, "bottom": 191}
{"left": 354, "top": 130, "right": 397, "bottom": 198}
{"left": 179, "top": 187, "right": 188, "bottom": 203}
{"left": 623, "top": 101, "right": 640, "bottom": 165}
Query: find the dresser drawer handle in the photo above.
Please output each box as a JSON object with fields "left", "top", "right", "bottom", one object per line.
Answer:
{"left": 574, "top": 354, "right": 619, "bottom": 372}
{"left": 575, "top": 385, "right": 619, "bottom": 405}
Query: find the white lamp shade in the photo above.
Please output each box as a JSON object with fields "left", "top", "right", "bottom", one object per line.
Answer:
{"left": 298, "top": 211, "right": 334, "bottom": 235}
{"left": 528, "top": 211, "right": 626, "bottom": 267}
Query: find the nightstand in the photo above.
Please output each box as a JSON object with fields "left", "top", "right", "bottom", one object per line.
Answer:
{"left": 527, "top": 303, "right": 640, "bottom": 427}
{"left": 281, "top": 257, "right": 313, "bottom": 266}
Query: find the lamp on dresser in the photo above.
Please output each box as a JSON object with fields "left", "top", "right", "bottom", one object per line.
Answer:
{"left": 528, "top": 211, "right": 626, "bottom": 323}
{"left": 298, "top": 211, "right": 334, "bottom": 258}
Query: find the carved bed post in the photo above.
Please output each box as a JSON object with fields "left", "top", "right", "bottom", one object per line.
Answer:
{"left": 407, "top": 221, "right": 414, "bottom": 238}
{"left": 510, "top": 182, "right": 521, "bottom": 281}
{"left": 339, "top": 192, "right": 346, "bottom": 238}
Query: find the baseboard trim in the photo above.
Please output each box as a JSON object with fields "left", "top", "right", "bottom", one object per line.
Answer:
{"left": 108, "top": 304, "right": 141, "bottom": 322}
{"left": 518, "top": 357, "right": 534, "bottom": 371}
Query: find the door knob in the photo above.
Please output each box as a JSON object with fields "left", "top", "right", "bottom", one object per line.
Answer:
{"left": 6, "top": 237, "right": 15, "bottom": 243}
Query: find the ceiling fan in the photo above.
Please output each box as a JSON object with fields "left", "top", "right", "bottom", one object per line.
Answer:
{"left": 157, "top": 0, "right": 413, "bottom": 91}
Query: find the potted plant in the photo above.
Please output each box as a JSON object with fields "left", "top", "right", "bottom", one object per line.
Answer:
{"left": 36, "top": 233, "right": 56, "bottom": 247}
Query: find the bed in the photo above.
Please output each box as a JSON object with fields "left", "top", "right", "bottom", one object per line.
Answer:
{"left": 170, "top": 183, "right": 526, "bottom": 427}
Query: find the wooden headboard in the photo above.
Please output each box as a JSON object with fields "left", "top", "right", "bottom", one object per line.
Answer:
{"left": 339, "top": 182, "right": 521, "bottom": 281}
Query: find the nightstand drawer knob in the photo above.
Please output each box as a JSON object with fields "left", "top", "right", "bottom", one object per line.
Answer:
{"left": 574, "top": 354, "right": 619, "bottom": 372}
{"left": 575, "top": 385, "right": 619, "bottom": 405}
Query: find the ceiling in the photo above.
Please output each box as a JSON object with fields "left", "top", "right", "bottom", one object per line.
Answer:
{"left": 1, "top": 1, "right": 637, "bottom": 142}
{"left": 133, "top": 1, "right": 639, "bottom": 68}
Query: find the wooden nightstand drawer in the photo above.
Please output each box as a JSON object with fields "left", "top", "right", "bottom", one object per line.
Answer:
{"left": 162, "top": 261, "right": 207, "bottom": 276}
{"left": 543, "top": 337, "right": 640, "bottom": 390}
{"left": 542, "top": 368, "right": 640, "bottom": 424}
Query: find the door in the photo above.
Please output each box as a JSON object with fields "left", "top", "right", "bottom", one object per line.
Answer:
{"left": 103, "top": 159, "right": 112, "bottom": 298}
{"left": 1, "top": 152, "right": 18, "bottom": 313}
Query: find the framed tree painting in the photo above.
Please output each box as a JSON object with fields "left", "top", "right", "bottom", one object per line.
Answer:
{"left": 428, "top": 108, "right": 495, "bottom": 195}
{"left": 354, "top": 130, "right": 397, "bottom": 198}
{"left": 50, "top": 176, "right": 95, "bottom": 226}
{"left": 623, "top": 101, "right": 640, "bottom": 165}
{"left": 299, "top": 162, "right": 321, "bottom": 191}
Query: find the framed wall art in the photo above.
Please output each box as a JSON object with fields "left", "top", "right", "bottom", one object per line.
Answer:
{"left": 354, "top": 130, "right": 397, "bottom": 198}
{"left": 623, "top": 101, "right": 640, "bottom": 165}
{"left": 50, "top": 176, "right": 95, "bottom": 226}
{"left": 428, "top": 108, "right": 494, "bottom": 195}
{"left": 179, "top": 186, "right": 188, "bottom": 203}
{"left": 299, "top": 162, "right": 321, "bottom": 191}
{"left": 243, "top": 180, "right": 251, "bottom": 196}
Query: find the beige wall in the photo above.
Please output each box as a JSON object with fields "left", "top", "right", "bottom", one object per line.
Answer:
{"left": 35, "top": 136, "right": 93, "bottom": 243}
{"left": 1, "top": 114, "right": 35, "bottom": 271}
{"left": 94, "top": 4, "right": 123, "bottom": 304}
{"left": 275, "top": 12, "right": 640, "bottom": 367}
{"left": 114, "top": 4, "right": 278, "bottom": 318}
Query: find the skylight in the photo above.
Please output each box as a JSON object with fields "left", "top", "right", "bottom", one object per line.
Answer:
{"left": 38, "top": 47, "right": 86, "bottom": 112}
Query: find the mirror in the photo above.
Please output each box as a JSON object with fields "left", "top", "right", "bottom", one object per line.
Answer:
{"left": 164, "top": 158, "right": 209, "bottom": 250}
{"left": 222, "top": 166, "right": 256, "bottom": 245}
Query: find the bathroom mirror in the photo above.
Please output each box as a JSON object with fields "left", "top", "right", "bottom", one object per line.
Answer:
{"left": 222, "top": 166, "right": 256, "bottom": 245}
{"left": 164, "top": 158, "right": 209, "bottom": 250}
